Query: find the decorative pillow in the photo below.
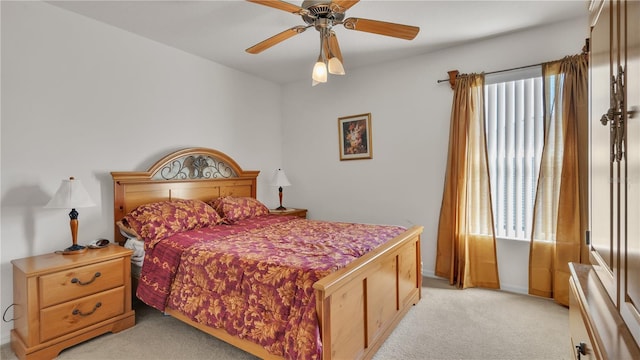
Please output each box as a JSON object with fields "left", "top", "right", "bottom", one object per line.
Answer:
{"left": 208, "top": 196, "right": 269, "bottom": 223}
{"left": 122, "top": 199, "right": 222, "bottom": 246}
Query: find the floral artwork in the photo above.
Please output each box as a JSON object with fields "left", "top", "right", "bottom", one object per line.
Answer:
{"left": 338, "top": 113, "right": 372, "bottom": 160}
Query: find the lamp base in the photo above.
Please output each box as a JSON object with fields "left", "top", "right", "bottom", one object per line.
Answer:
{"left": 62, "top": 244, "right": 87, "bottom": 255}
{"left": 275, "top": 206, "right": 287, "bottom": 210}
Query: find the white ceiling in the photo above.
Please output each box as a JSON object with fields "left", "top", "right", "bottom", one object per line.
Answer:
{"left": 47, "top": 0, "right": 588, "bottom": 84}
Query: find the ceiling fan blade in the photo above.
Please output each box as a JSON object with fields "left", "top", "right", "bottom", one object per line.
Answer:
{"left": 246, "top": 26, "right": 308, "bottom": 54}
{"left": 331, "top": 0, "right": 360, "bottom": 12}
{"left": 246, "top": 0, "right": 307, "bottom": 15}
{"left": 342, "top": 17, "right": 419, "bottom": 40}
{"left": 327, "top": 31, "right": 343, "bottom": 63}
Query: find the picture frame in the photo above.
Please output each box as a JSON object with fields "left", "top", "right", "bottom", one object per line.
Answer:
{"left": 338, "top": 113, "right": 373, "bottom": 161}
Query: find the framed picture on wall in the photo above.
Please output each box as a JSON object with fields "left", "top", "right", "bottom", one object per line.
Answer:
{"left": 338, "top": 113, "right": 372, "bottom": 161}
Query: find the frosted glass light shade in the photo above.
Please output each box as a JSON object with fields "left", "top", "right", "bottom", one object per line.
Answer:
{"left": 312, "top": 60, "right": 327, "bottom": 83}
{"left": 328, "top": 57, "right": 345, "bottom": 75}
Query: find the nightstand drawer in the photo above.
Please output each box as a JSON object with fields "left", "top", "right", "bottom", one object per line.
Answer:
{"left": 40, "top": 286, "right": 125, "bottom": 342}
{"left": 39, "top": 258, "right": 125, "bottom": 308}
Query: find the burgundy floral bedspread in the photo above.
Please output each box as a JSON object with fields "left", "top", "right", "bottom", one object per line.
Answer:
{"left": 137, "top": 216, "right": 405, "bottom": 359}
{"left": 137, "top": 215, "right": 293, "bottom": 311}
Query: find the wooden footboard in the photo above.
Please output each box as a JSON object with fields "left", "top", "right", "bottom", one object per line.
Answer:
{"left": 314, "top": 225, "right": 423, "bottom": 360}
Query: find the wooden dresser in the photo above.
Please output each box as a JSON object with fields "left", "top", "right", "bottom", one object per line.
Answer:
{"left": 569, "top": 263, "right": 640, "bottom": 359}
{"left": 569, "top": 1, "right": 640, "bottom": 359}
{"left": 11, "top": 245, "right": 135, "bottom": 360}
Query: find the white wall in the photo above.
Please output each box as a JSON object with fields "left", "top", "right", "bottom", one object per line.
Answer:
{"left": 0, "top": 1, "right": 283, "bottom": 344}
{"left": 281, "top": 16, "right": 589, "bottom": 294}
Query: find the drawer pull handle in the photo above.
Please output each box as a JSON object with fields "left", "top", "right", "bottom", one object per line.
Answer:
{"left": 71, "top": 272, "right": 101, "bottom": 285}
{"left": 72, "top": 302, "right": 102, "bottom": 317}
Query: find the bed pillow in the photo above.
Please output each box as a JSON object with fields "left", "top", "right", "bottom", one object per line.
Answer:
{"left": 209, "top": 196, "right": 270, "bottom": 223}
{"left": 122, "top": 199, "right": 222, "bottom": 246}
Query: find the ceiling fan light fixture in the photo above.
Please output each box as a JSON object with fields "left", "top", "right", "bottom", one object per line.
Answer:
{"left": 328, "top": 56, "right": 345, "bottom": 75}
{"left": 312, "top": 30, "right": 327, "bottom": 85}
{"left": 312, "top": 56, "right": 328, "bottom": 83}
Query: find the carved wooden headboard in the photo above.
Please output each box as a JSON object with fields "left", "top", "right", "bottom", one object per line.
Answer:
{"left": 111, "top": 147, "right": 259, "bottom": 244}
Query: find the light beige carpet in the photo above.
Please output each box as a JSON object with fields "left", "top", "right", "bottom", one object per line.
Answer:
{"left": 1, "top": 277, "right": 570, "bottom": 359}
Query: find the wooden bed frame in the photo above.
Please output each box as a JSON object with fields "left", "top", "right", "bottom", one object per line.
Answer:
{"left": 111, "top": 147, "right": 423, "bottom": 360}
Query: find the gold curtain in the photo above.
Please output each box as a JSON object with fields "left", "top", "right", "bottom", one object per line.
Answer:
{"left": 529, "top": 55, "right": 588, "bottom": 305}
{"left": 435, "top": 74, "right": 500, "bottom": 289}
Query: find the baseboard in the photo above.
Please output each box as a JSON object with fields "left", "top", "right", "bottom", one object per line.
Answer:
{"left": 422, "top": 271, "right": 528, "bottom": 295}
{"left": 500, "top": 283, "right": 528, "bottom": 295}
{"left": 422, "top": 269, "right": 435, "bottom": 278}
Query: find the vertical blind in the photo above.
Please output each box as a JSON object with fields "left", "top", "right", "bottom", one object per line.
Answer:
{"left": 484, "top": 71, "right": 544, "bottom": 240}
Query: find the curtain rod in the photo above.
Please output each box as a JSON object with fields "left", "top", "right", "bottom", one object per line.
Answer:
{"left": 436, "top": 62, "right": 542, "bottom": 87}
{"left": 438, "top": 40, "right": 590, "bottom": 89}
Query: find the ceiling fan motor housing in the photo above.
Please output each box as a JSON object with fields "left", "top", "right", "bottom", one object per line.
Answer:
{"left": 301, "top": 0, "right": 345, "bottom": 28}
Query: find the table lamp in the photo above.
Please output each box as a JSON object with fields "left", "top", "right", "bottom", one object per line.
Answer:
{"left": 45, "top": 177, "right": 96, "bottom": 254}
{"left": 272, "top": 168, "right": 291, "bottom": 210}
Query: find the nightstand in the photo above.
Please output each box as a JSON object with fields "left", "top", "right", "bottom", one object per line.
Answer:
{"left": 11, "top": 245, "right": 135, "bottom": 360}
{"left": 269, "top": 208, "right": 307, "bottom": 218}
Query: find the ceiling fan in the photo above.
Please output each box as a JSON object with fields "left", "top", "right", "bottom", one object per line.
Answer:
{"left": 245, "top": 0, "right": 420, "bottom": 85}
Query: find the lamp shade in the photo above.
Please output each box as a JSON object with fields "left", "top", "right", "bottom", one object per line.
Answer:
{"left": 272, "top": 169, "right": 291, "bottom": 187}
{"left": 45, "top": 177, "right": 95, "bottom": 209}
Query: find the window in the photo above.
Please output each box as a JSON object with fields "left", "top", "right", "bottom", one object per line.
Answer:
{"left": 484, "top": 67, "right": 544, "bottom": 240}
